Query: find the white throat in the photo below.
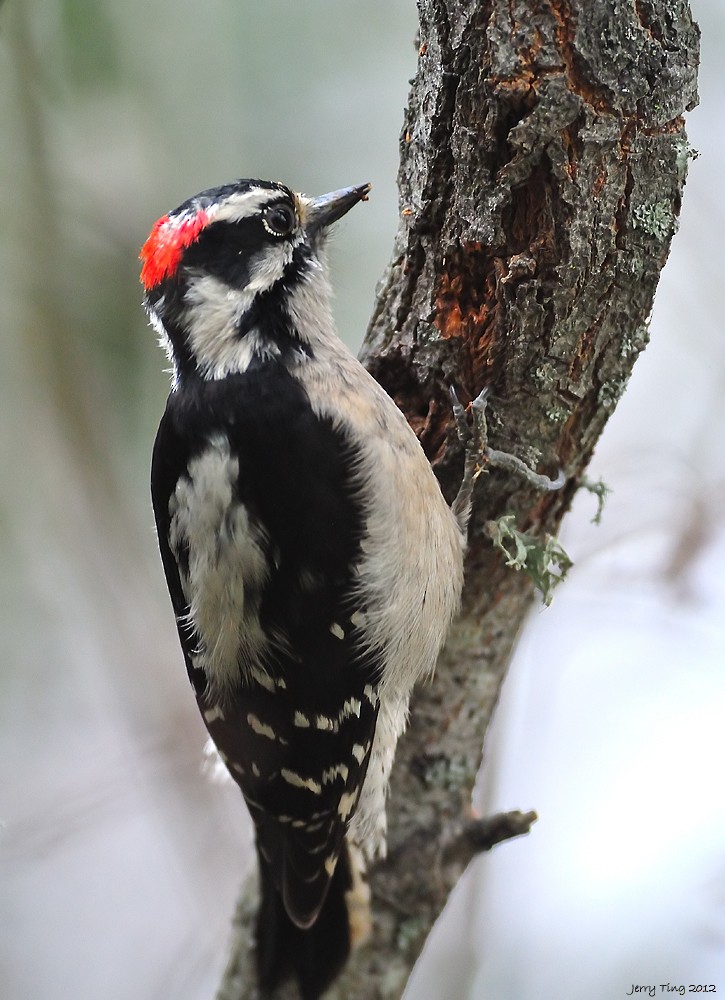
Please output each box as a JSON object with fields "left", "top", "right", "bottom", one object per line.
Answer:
{"left": 181, "top": 241, "right": 297, "bottom": 379}
{"left": 172, "top": 247, "right": 341, "bottom": 381}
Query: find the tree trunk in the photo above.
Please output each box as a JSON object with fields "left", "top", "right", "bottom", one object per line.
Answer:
{"left": 217, "top": 1, "right": 699, "bottom": 997}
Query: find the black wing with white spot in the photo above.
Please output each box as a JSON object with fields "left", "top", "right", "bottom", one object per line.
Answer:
{"left": 151, "top": 364, "right": 382, "bottom": 927}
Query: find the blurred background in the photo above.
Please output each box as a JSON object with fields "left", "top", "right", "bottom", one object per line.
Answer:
{"left": 1, "top": 1, "right": 723, "bottom": 998}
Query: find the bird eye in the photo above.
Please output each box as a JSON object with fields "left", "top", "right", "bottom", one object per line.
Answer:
{"left": 263, "top": 203, "right": 296, "bottom": 238}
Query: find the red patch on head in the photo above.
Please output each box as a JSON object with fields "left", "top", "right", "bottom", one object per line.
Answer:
{"left": 139, "top": 209, "right": 211, "bottom": 289}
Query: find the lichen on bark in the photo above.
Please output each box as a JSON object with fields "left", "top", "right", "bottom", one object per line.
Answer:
{"left": 217, "top": 3, "right": 699, "bottom": 998}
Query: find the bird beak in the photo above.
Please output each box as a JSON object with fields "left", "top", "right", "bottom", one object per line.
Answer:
{"left": 303, "top": 183, "right": 372, "bottom": 236}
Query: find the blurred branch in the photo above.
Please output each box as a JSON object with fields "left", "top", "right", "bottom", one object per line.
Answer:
{"left": 218, "top": 0, "right": 699, "bottom": 997}
{"left": 6, "top": 0, "right": 132, "bottom": 494}
{"left": 440, "top": 809, "right": 538, "bottom": 867}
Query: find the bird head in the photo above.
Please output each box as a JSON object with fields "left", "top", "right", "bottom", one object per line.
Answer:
{"left": 140, "top": 179, "right": 371, "bottom": 382}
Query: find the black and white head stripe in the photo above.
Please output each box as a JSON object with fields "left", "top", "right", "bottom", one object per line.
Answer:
{"left": 140, "top": 179, "right": 369, "bottom": 384}
{"left": 139, "top": 180, "right": 299, "bottom": 290}
{"left": 139, "top": 178, "right": 370, "bottom": 293}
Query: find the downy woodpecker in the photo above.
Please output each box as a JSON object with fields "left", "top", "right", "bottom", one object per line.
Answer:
{"left": 141, "top": 179, "right": 466, "bottom": 999}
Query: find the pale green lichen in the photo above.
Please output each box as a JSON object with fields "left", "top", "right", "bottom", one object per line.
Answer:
{"left": 420, "top": 753, "right": 475, "bottom": 791}
{"left": 486, "top": 513, "right": 573, "bottom": 606}
{"left": 397, "top": 916, "right": 428, "bottom": 953}
{"left": 544, "top": 402, "right": 569, "bottom": 424}
{"left": 579, "top": 476, "right": 611, "bottom": 525}
{"left": 597, "top": 377, "right": 627, "bottom": 410}
{"left": 531, "top": 359, "right": 560, "bottom": 389}
{"left": 631, "top": 199, "right": 676, "bottom": 241}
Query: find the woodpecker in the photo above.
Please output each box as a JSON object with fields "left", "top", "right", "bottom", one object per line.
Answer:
{"left": 141, "top": 179, "right": 466, "bottom": 999}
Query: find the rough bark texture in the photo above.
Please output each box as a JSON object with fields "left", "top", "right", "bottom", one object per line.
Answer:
{"left": 217, "top": 2, "right": 699, "bottom": 998}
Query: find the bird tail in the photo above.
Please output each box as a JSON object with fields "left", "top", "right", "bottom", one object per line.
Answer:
{"left": 255, "top": 838, "right": 370, "bottom": 1000}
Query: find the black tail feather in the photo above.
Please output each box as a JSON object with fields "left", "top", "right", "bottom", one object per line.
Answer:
{"left": 256, "top": 843, "right": 353, "bottom": 1000}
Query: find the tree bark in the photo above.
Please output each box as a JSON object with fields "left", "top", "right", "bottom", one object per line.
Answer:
{"left": 217, "top": 1, "right": 699, "bottom": 997}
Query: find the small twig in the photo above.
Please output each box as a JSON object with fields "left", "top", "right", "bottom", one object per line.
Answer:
{"left": 487, "top": 449, "right": 566, "bottom": 492}
{"left": 442, "top": 809, "right": 538, "bottom": 869}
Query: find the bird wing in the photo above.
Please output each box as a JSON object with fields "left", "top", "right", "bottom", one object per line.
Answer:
{"left": 151, "top": 368, "right": 382, "bottom": 926}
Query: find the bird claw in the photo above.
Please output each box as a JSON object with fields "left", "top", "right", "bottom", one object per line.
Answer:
{"left": 450, "top": 385, "right": 490, "bottom": 449}
{"left": 449, "top": 385, "right": 565, "bottom": 533}
{"left": 450, "top": 386, "right": 493, "bottom": 531}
